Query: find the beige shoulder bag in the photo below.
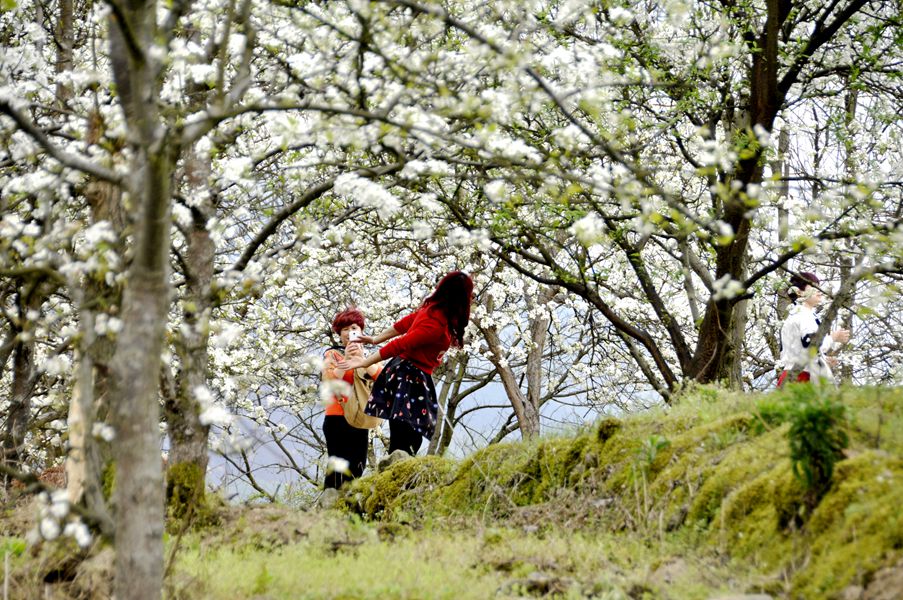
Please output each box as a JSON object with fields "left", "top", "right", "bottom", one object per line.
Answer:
{"left": 343, "top": 368, "right": 382, "bottom": 429}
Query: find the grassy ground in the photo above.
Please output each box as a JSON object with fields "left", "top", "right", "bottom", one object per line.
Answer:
{"left": 3, "top": 384, "right": 902, "bottom": 599}
{"left": 169, "top": 508, "right": 754, "bottom": 599}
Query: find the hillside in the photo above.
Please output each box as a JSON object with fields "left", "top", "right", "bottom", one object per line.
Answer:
{"left": 3, "top": 384, "right": 902, "bottom": 599}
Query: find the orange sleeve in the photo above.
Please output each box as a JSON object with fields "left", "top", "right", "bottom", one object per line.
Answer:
{"left": 322, "top": 349, "right": 343, "bottom": 381}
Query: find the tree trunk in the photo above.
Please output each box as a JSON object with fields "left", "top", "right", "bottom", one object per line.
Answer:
{"left": 522, "top": 284, "right": 554, "bottom": 437}
{"left": 427, "top": 355, "right": 465, "bottom": 455}
{"left": 107, "top": 3, "right": 173, "bottom": 596}
{"left": 55, "top": 0, "right": 73, "bottom": 103}
{"left": 66, "top": 82, "right": 124, "bottom": 534}
{"left": 64, "top": 304, "right": 113, "bottom": 537}
{"left": 2, "top": 329, "right": 35, "bottom": 468}
{"left": 688, "top": 0, "right": 785, "bottom": 384}
{"left": 839, "top": 85, "right": 859, "bottom": 383}
{"left": 109, "top": 150, "right": 172, "bottom": 600}
{"left": 165, "top": 149, "right": 214, "bottom": 507}
{"left": 2, "top": 288, "right": 43, "bottom": 469}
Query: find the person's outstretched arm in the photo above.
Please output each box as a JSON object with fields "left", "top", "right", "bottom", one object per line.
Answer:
{"left": 358, "top": 327, "right": 400, "bottom": 345}
{"left": 336, "top": 351, "right": 382, "bottom": 371}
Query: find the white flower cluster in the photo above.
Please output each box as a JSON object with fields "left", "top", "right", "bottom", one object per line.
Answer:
{"left": 94, "top": 314, "right": 123, "bottom": 338}
{"left": 319, "top": 378, "right": 351, "bottom": 406}
{"left": 41, "top": 354, "right": 71, "bottom": 377}
{"left": 297, "top": 353, "right": 325, "bottom": 375}
{"left": 195, "top": 385, "right": 234, "bottom": 427}
{"left": 609, "top": 7, "right": 634, "bottom": 25}
{"left": 446, "top": 227, "right": 491, "bottom": 251}
{"left": 483, "top": 135, "right": 543, "bottom": 165}
{"left": 553, "top": 0, "right": 592, "bottom": 26}
{"left": 570, "top": 213, "right": 607, "bottom": 247}
{"left": 31, "top": 490, "right": 92, "bottom": 549}
{"left": 484, "top": 180, "right": 510, "bottom": 204}
{"left": 411, "top": 221, "right": 434, "bottom": 240}
{"left": 400, "top": 160, "right": 452, "bottom": 179}
{"left": 333, "top": 173, "right": 402, "bottom": 219}
{"left": 698, "top": 137, "right": 737, "bottom": 171}
{"left": 325, "top": 456, "right": 350, "bottom": 475}
{"left": 92, "top": 422, "right": 116, "bottom": 442}
{"left": 211, "top": 322, "right": 244, "bottom": 349}
{"left": 712, "top": 274, "right": 745, "bottom": 301}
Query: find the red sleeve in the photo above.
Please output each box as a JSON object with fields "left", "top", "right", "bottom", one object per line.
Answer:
{"left": 392, "top": 311, "right": 417, "bottom": 334}
{"left": 380, "top": 311, "right": 446, "bottom": 360}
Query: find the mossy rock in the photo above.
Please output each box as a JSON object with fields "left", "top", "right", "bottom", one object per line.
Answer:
{"left": 686, "top": 427, "right": 783, "bottom": 527}
{"left": 791, "top": 450, "right": 903, "bottom": 598}
{"left": 340, "top": 455, "right": 457, "bottom": 520}
{"left": 434, "top": 442, "right": 537, "bottom": 516}
{"left": 595, "top": 417, "right": 622, "bottom": 444}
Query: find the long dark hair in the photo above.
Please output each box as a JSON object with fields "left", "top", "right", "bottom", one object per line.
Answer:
{"left": 423, "top": 271, "right": 473, "bottom": 347}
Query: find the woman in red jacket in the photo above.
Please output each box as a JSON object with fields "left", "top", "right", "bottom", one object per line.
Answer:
{"left": 337, "top": 271, "right": 473, "bottom": 456}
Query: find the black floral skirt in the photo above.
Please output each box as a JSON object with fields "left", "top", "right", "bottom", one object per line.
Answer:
{"left": 366, "top": 357, "right": 438, "bottom": 440}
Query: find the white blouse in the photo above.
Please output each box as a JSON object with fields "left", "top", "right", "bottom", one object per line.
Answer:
{"left": 778, "top": 304, "right": 837, "bottom": 380}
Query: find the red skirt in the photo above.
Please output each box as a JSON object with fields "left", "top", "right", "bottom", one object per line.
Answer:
{"left": 777, "top": 370, "right": 811, "bottom": 387}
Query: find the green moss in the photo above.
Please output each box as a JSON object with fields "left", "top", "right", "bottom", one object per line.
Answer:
{"left": 596, "top": 417, "right": 622, "bottom": 444}
{"left": 340, "top": 455, "right": 457, "bottom": 519}
{"left": 434, "top": 441, "right": 535, "bottom": 516}
{"left": 792, "top": 450, "right": 903, "bottom": 598}
{"left": 214, "top": 386, "right": 903, "bottom": 597}
{"left": 14, "top": 385, "right": 903, "bottom": 600}
{"left": 101, "top": 460, "right": 115, "bottom": 501}
{"left": 843, "top": 386, "right": 903, "bottom": 455}
{"left": 166, "top": 461, "right": 218, "bottom": 528}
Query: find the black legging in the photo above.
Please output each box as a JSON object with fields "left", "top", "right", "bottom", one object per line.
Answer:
{"left": 323, "top": 415, "right": 369, "bottom": 489}
{"left": 388, "top": 419, "right": 423, "bottom": 456}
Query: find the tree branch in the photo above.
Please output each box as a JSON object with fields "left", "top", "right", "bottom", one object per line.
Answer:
{"left": 0, "top": 101, "right": 122, "bottom": 185}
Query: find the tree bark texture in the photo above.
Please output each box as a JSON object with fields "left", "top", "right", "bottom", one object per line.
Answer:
{"left": 2, "top": 288, "right": 44, "bottom": 469}
{"left": 165, "top": 146, "right": 214, "bottom": 503}
{"left": 107, "top": 2, "right": 174, "bottom": 597}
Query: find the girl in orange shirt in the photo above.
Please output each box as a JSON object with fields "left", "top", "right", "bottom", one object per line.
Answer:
{"left": 321, "top": 308, "right": 379, "bottom": 488}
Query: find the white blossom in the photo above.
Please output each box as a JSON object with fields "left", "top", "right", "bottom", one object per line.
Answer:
{"left": 92, "top": 422, "right": 116, "bottom": 442}
{"left": 39, "top": 518, "right": 61, "bottom": 541}
{"left": 712, "top": 275, "right": 745, "bottom": 301}
{"left": 333, "top": 173, "right": 402, "bottom": 219}
{"left": 570, "top": 213, "right": 607, "bottom": 247}
{"left": 326, "top": 456, "right": 350, "bottom": 475}
{"left": 199, "top": 405, "right": 232, "bottom": 427}
{"left": 63, "top": 521, "right": 93, "bottom": 548}
{"left": 319, "top": 379, "right": 351, "bottom": 406}
{"left": 484, "top": 180, "right": 509, "bottom": 204}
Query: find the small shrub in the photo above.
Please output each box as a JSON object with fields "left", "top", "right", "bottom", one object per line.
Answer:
{"left": 784, "top": 386, "right": 849, "bottom": 513}
{"left": 634, "top": 435, "right": 670, "bottom": 476}
{"left": 751, "top": 396, "right": 793, "bottom": 434}
{"left": 1, "top": 537, "right": 26, "bottom": 557}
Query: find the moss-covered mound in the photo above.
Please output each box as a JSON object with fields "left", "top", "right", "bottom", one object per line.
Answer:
{"left": 340, "top": 385, "right": 903, "bottom": 599}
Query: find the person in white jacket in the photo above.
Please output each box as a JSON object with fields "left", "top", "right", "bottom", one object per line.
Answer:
{"left": 777, "top": 272, "right": 850, "bottom": 386}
